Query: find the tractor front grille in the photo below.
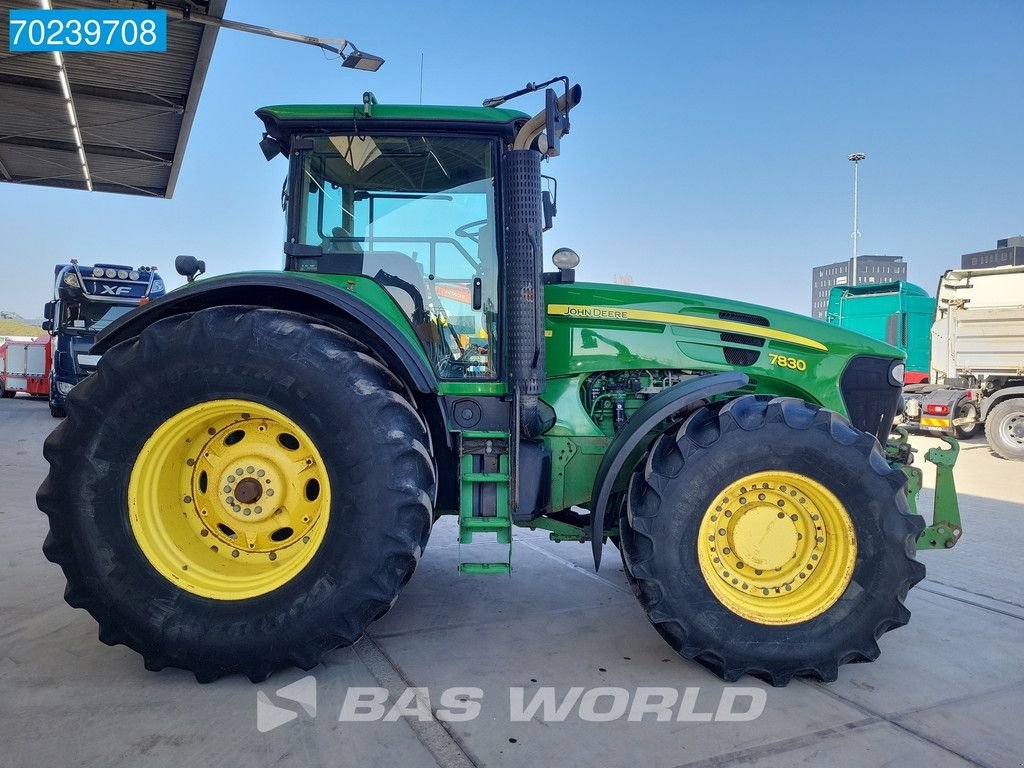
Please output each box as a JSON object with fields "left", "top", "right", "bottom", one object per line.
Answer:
{"left": 839, "top": 356, "right": 903, "bottom": 444}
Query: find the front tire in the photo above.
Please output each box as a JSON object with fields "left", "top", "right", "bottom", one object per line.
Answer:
{"left": 38, "top": 307, "right": 435, "bottom": 682}
{"left": 620, "top": 395, "right": 924, "bottom": 686}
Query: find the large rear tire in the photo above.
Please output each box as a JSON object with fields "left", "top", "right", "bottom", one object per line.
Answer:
{"left": 620, "top": 395, "right": 924, "bottom": 686}
{"left": 38, "top": 307, "right": 435, "bottom": 682}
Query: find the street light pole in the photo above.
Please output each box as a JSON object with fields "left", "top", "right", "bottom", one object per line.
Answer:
{"left": 848, "top": 153, "right": 866, "bottom": 285}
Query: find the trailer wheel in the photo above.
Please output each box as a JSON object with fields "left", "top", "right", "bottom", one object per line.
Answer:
{"left": 985, "top": 398, "right": 1024, "bottom": 460}
{"left": 620, "top": 395, "right": 924, "bottom": 686}
{"left": 953, "top": 398, "right": 980, "bottom": 440}
{"left": 1, "top": 387, "right": 13, "bottom": 399}
{"left": 38, "top": 306, "right": 435, "bottom": 682}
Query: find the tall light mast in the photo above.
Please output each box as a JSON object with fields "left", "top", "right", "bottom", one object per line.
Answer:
{"left": 848, "top": 153, "right": 866, "bottom": 285}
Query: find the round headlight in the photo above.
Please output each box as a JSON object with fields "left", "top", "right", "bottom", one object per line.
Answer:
{"left": 889, "top": 361, "right": 906, "bottom": 386}
{"left": 56, "top": 381, "right": 75, "bottom": 395}
{"left": 117, "top": 269, "right": 129, "bottom": 279}
{"left": 105, "top": 268, "right": 116, "bottom": 278}
{"left": 92, "top": 267, "right": 103, "bottom": 277}
{"left": 63, "top": 273, "right": 80, "bottom": 288}
{"left": 552, "top": 248, "right": 581, "bottom": 270}
{"left": 129, "top": 271, "right": 140, "bottom": 280}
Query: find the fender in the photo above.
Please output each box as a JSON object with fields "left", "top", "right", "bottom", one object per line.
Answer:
{"left": 589, "top": 371, "right": 749, "bottom": 570}
{"left": 91, "top": 274, "right": 437, "bottom": 393}
{"left": 980, "top": 385, "right": 1024, "bottom": 420}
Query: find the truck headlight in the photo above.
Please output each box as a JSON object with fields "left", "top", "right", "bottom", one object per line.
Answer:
{"left": 117, "top": 269, "right": 129, "bottom": 279}
{"left": 888, "top": 361, "right": 905, "bottom": 386}
{"left": 56, "top": 381, "right": 75, "bottom": 395}
{"left": 63, "top": 273, "right": 80, "bottom": 288}
{"left": 129, "top": 271, "right": 140, "bottom": 280}
{"left": 92, "top": 267, "right": 104, "bottom": 277}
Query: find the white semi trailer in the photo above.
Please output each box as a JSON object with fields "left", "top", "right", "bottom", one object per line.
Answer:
{"left": 901, "top": 264, "right": 1024, "bottom": 460}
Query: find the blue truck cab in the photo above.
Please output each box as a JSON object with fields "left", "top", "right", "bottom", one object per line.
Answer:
{"left": 43, "top": 261, "right": 165, "bottom": 418}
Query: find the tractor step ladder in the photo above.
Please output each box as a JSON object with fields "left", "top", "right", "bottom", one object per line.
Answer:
{"left": 458, "top": 430, "right": 512, "bottom": 574}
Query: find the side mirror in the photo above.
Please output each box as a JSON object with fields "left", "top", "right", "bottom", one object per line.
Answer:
{"left": 175, "top": 255, "right": 206, "bottom": 283}
{"left": 41, "top": 319, "right": 53, "bottom": 333}
{"left": 43, "top": 300, "right": 55, "bottom": 320}
{"left": 544, "top": 88, "right": 564, "bottom": 158}
{"left": 542, "top": 190, "right": 555, "bottom": 232}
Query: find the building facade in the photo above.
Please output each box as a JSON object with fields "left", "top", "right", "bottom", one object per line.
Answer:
{"left": 810, "top": 255, "right": 907, "bottom": 319}
{"left": 960, "top": 237, "right": 1024, "bottom": 269}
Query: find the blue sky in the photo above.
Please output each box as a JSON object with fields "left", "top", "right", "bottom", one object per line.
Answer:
{"left": 2, "top": 0, "right": 1022, "bottom": 318}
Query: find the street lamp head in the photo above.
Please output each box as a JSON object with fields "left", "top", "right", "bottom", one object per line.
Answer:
{"left": 340, "top": 44, "right": 385, "bottom": 72}
{"left": 848, "top": 152, "right": 866, "bottom": 162}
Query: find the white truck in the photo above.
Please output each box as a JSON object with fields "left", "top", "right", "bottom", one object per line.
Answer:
{"left": 901, "top": 264, "right": 1024, "bottom": 460}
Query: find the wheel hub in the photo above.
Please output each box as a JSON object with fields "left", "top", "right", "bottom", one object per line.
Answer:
{"left": 731, "top": 505, "right": 800, "bottom": 571}
{"left": 697, "top": 471, "right": 856, "bottom": 625}
{"left": 234, "top": 477, "right": 263, "bottom": 504}
{"left": 1005, "top": 411, "right": 1024, "bottom": 443}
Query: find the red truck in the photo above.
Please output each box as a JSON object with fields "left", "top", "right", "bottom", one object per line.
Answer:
{"left": 0, "top": 335, "right": 51, "bottom": 398}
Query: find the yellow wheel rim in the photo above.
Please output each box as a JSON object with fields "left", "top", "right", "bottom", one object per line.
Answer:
{"left": 128, "top": 399, "right": 331, "bottom": 600}
{"left": 697, "top": 471, "right": 856, "bottom": 625}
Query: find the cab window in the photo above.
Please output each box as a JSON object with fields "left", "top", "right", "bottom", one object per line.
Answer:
{"left": 296, "top": 135, "right": 499, "bottom": 379}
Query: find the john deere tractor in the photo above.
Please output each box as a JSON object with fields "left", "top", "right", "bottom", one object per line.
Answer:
{"left": 38, "top": 80, "right": 962, "bottom": 685}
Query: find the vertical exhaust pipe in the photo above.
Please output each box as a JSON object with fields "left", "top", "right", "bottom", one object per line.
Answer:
{"left": 503, "top": 148, "right": 546, "bottom": 516}
{"left": 503, "top": 148, "right": 546, "bottom": 427}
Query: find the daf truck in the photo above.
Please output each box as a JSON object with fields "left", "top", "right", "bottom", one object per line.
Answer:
{"left": 43, "top": 261, "right": 165, "bottom": 417}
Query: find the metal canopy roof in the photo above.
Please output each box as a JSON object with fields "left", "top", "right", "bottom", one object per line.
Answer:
{"left": 0, "top": 0, "right": 225, "bottom": 198}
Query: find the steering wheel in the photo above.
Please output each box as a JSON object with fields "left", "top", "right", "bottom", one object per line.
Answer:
{"left": 455, "top": 219, "right": 489, "bottom": 244}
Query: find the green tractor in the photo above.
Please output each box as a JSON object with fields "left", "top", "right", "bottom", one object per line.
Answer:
{"left": 37, "top": 80, "right": 962, "bottom": 685}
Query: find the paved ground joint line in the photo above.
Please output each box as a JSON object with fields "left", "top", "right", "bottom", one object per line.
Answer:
{"left": 919, "top": 580, "right": 1024, "bottom": 621}
{"left": 353, "top": 635, "right": 479, "bottom": 768}
{"left": 669, "top": 717, "right": 879, "bottom": 768}
{"left": 804, "top": 678, "right": 993, "bottom": 768}
{"left": 518, "top": 538, "right": 633, "bottom": 596}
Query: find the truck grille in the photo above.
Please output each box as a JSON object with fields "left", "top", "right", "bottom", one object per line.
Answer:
{"left": 839, "top": 356, "right": 902, "bottom": 444}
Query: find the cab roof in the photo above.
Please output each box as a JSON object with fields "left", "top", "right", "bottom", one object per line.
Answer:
{"left": 256, "top": 104, "right": 529, "bottom": 142}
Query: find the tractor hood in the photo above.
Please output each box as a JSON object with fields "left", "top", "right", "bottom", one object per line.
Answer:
{"left": 543, "top": 281, "right": 903, "bottom": 417}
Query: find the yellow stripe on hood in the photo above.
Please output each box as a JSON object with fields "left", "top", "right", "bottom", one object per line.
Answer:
{"left": 546, "top": 304, "right": 828, "bottom": 352}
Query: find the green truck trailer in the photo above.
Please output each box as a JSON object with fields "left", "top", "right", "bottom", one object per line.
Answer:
{"left": 38, "top": 82, "right": 963, "bottom": 686}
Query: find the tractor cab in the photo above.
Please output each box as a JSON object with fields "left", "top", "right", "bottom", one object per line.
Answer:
{"left": 257, "top": 81, "right": 581, "bottom": 384}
